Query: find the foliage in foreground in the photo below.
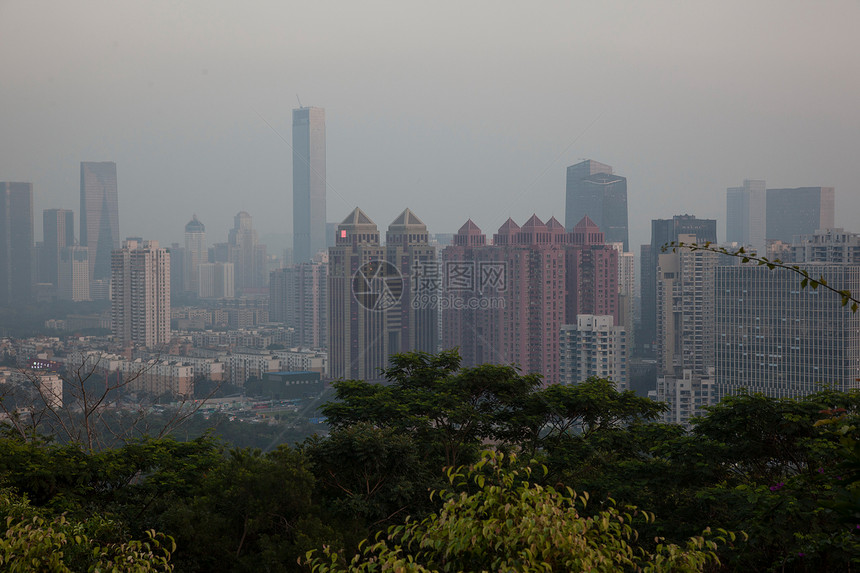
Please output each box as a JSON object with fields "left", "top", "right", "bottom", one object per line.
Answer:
{"left": 0, "top": 488, "right": 174, "bottom": 572}
{"left": 308, "top": 451, "right": 738, "bottom": 573}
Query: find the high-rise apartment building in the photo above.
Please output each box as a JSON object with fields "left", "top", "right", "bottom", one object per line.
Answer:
{"left": 610, "top": 242, "right": 636, "bottom": 349}
{"left": 42, "top": 209, "right": 75, "bottom": 288}
{"left": 293, "top": 107, "right": 326, "bottom": 264}
{"left": 560, "top": 315, "right": 628, "bottom": 389}
{"left": 0, "top": 182, "right": 34, "bottom": 305}
{"left": 328, "top": 208, "right": 437, "bottom": 381}
{"left": 653, "top": 234, "right": 719, "bottom": 425}
{"left": 564, "top": 159, "right": 629, "bottom": 251}
{"left": 565, "top": 216, "right": 619, "bottom": 323}
{"left": 198, "top": 262, "right": 234, "bottom": 299}
{"left": 442, "top": 216, "right": 567, "bottom": 384}
{"left": 656, "top": 234, "right": 718, "bottom": 377}
{"left": 80, "top": 162, "right": 119, "bottom": 284}
{"left": 270, "top": 252, "right": 328, "bottom": 349}
{"left": 111, "top": 239, "right": 170, "bottom": 348}
{"left": 726, "top": 179, "right": 766, "bottom": 254}
{"left": 790, "top": 228, "right": 860, "bottom": 264}
{"left": 715, "top": 264, "right": 860, "bottom": 399}
{"left": 58, "top": 246, "right": 90, "bottom": 302}
{"left": 640, "top": 215, "right": 717, "bottom": 355}
{"left": 766, "top": 187, "right": 835, "bottom": 243}
{"left": 184, "top": 215, "right": 206, "bottom": 294}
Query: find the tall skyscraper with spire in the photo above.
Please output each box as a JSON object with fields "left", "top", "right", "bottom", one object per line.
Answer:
{"left": 292, "top": 107, "right": 326, "bottom": 264}
{"left": 80, "top": 162, "right": 119, "bottom": 285}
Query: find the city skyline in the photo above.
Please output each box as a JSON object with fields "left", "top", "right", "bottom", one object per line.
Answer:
{"left": 2, "top": 2, "right": 858, "bottom": 255}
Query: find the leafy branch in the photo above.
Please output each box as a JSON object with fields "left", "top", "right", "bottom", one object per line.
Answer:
{"left": 663, "top": 241, "right": 860, "bottom": 313}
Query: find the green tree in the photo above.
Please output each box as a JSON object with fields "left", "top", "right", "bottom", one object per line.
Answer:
{"left": 307, "top": 451, "right": 736, "bottom": 572}
{"left": 0, "top": 488, "right": 175, "bottom": 572}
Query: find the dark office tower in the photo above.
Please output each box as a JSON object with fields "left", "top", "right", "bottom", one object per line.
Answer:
{"left": 639, "top": 215, "right": 717, "bottom": 356}
{"left": 42, "top": 209, "right": 75, "bottom": 287}
{"left": 564, "top": 159, "right": 629, "bottom": 251}
{"left": 292, "top": 107, "right": 326, "bottom": 264}
{"left": 726, "top": 179, "right": 766, "bottom": 253}
{"left": 80, "top": 162, "right": 119, "bottom": 283}
{"left": 766, "top": 187, "right": 835, "bottom": 243}
{"left": 0, "top": 183, "right": 34, "bottom": 305}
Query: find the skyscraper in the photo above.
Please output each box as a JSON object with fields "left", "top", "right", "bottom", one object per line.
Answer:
{"left": 640, "top": 215, "right": 717, "bottom": 355}
{"left": 327, "top": 208, "right": 437, "bottom": 381}
{"left": 564, "top": 159, "right": 629, "bottom": 251}
{"left": 715, "top": 264, "right": 860, "bottom": 399}
{"left": 0, "top": 182, "right": 34, "bottom": 305}
{"left": 565, "top": 216, "right": 619, "bottom": 323}
{"left": 42, "top": 209, "right": 75, "bottom": 288}
{"left": 766, "top": 187, "right": 835, "bottom": 243}
{"left": 653, "top": 234, "right": 719, "bottom": 425}
{"left": 270, "top": 252, "right": 328, "bottom": 349}
{"left": 228, "top": 211, "right": 266, "bottom": 294}
{"left": 111, "top": 239, "right": 170, "bottom": 348}
{"left": 80, "top": 162, "right": 119, "bottom": 284}
{"left": 442, "top": 216, "right": 567, "bottom": 384}
{"left": 184, "top": 215, "right": 206, "bottom": 294}
{"left": 58, "top": 246, "right": 90, "bottom": 302}
{"left": 293, "top": 106, "right": 326, "bottom": 264}
{"left": 726, "top": 179, "right": 766, "bottom": 254}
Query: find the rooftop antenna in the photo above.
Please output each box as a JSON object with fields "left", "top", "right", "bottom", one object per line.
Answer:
{"left": 296, "top": 94, "right": 303, "bottom": 108}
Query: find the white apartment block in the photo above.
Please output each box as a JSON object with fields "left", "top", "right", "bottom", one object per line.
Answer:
{"left": 111, "top": 239, "right": 171, "bottom": 348}
{"left": 652, "top": 368, "right": 715, "bottom": 427}
{"left": 559, "top": 315, "right": 628, "bottom": 390}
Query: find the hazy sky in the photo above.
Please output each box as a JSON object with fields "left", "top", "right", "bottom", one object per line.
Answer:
{"left": 2, "top": 1, "right": 858, "bottom": 254}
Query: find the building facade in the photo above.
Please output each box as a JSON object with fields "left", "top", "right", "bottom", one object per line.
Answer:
{"left": 559, "top": 314, "right": 628, "bottom": 389}
{"left": 111, "top": 239, "right": 171, "bottom": 348}
{"left": 80, "top": 162, "right": 119, "bottom": 284}
{"left": 42, "top": 208, "right": 75, "bottom": 288}
{"left": 766, "top": 187, "right": 835, "bottom": 243}
{"left": 715, "top": 264, "right": 860, "bottom": 399}
{"left": 269, "top": 252, "right": 328, "bottom": 349}
{"left": 0, "top": 182, "right": 34, "bottom": 305}
{"left": 726, "top": 179, "right": 766, "bottom": 254}
{"left": 184, "top": 215, "right": 206, "bottom": 294}
{"left": 328, "top": 208, "right": 437, "bottom": 381}
{"left": 564, "top": 159, "right": 629, "bottom": 251}
{"left": 790, "top": 228, "right": 860, "bottom": 264}
{"left": 228, "top": 212, "right": 266, "bottom": 294}
{"left": 640, "top": 215, "right": 718, "bottom": 355}
{"left": 198, "top": 262, "right": 235, "bottom": 299}
{"left": 654, "top": 234, "right": 719, "bottom": 425}
{"left": 58, "top": 246, "right": 90, "bottom": 302}
{"left": 293, "top": 106, "right": 326, "bottom": 264}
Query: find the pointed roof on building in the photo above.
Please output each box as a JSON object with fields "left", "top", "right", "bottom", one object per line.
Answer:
{"left": 457, "top": 219, "right": 482, "bottom": 235}
{"left": 390, "top": 208, "right": 425, "bottom": 227}
{"left": 546, "top": 216, "right": 565, "bottom": 231}
{"left": 497, "top": 218, "right": 520, "bottom": 234}
{"left": 521, "top": 214, "right": 546, "bottom": 229}
{"left": 573, "top": 215, "right": 600, "bottom": 230}
{"left": 340, "top": 207, "right": 376, "bottom": 227}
